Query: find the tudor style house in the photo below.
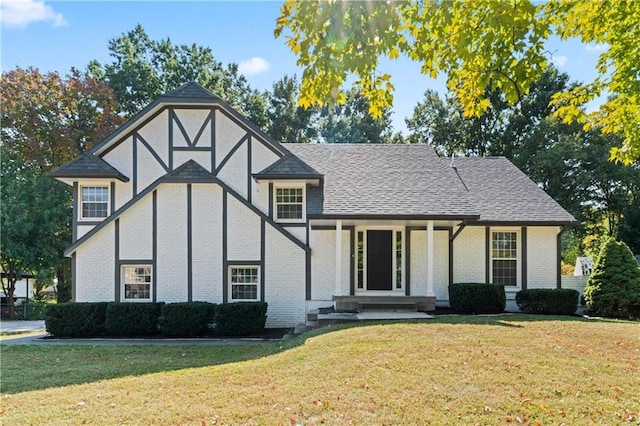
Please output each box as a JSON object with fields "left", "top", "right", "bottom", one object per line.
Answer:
{"left": 50, "top": 82, "right": 577, "bottom": 327}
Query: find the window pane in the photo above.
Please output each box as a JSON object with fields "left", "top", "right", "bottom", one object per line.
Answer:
{"left": 492, "top": 259, "right": 517, "bottom": 286}
{"left": 81, "top": 186, "right": 108, "bottom": 218}
{"left": 275, "top": 187, "right": 303, "bottom": 220}
{"left": 123, "top": 265, "right": 152, "bottom": 300}
{"left": 230, "top": 266, "right": 259, "bottom": 300}
{"left": 357, "top": 231, "right": 364, "bottom": 289}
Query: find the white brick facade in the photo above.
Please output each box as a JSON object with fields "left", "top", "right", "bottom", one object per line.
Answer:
{"left": 526, "top": 226, "right": 559, "bottom": 289}
{"left": 75, "top": 223, "right": 115, "bottom": 302}
{"left": 453, "top": 226, "right": 486, "bottom": 283}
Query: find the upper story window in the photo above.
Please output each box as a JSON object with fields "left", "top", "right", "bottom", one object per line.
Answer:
{"left": 274, "top": 185, "right": 305, "bottom": 222}
{"left": 80, "top": 186, "right": 109, "bottom": 220}
{"left": 491, "top": 231, "right": 518, "bottom": 286}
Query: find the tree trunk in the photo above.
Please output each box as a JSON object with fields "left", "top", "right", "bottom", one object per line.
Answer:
{"left": 3, "top": 275, "right": 17, "bottom": 320}
{"left": 56, "top": 260, "right": 72, "bottom": 303}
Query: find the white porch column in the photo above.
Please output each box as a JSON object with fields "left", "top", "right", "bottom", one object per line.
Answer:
{"left": 335, "top": 219, "right": 343, "bottom": 295}
{"left": 427, "top": 220, "right": 434, "bottom": 296}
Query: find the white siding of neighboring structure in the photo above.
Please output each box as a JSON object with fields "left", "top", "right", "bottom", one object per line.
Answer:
{"left": 215, "top": 110, "right": 247, "bottom": 168}
{"left": 217, "top": 141, "right": 248, "bottom": 199}
{"left": 156, "top": 184, "right": 188, "bottom": 302}
{"left": 191, "top": 184, "right": 223, "bottom": 303}
{"left": 527, "top": 226, "right": 559, "bottom": 289}
{"left": 453, "top": 226, "right": 486, "bottom": 283}
{"left": 227, "top": 196, "right": 261, "bottom": 261}
{"left": 75, "top": 223, "right": 115, "bottom": 302}
{"left": 410, "top": 230, "right": 448, "bottom": 300}
{"left": 119, "top": 193, "right": 152, "bottom": 261}
{"left": 264, "top": 225, "right": 306, "bottom": 327}
{"left": 137, "top": 109, "right": 169, "bottom": 167}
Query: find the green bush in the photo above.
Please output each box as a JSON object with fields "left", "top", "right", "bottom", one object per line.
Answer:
{"left": 105, "top": 303, "right": 163, "bottom": 337}
{"left": 160, "top": 302, "right": 216, "bottom": 337}
{"left": 213, "top": 302, "right": 268, "bottom": 336}
{"left": 45, "top": 302, "right": 108, "bottom": 337}
{"left": 516, "top": 289, "right": 579, "bottom": 315}
{"left": 448, "top": 283, "right": 506, "bottom": 314}
{"left": 584, "top": 238, "right": 640, "bottom": 319}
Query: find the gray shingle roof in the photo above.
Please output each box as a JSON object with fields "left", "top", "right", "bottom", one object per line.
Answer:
{"left": 286, "top": 144, "right": 478, "bottom": 218}
{"left": 452, "top": 157, "right": 577, "bottom": 223}
{"left": 162, "top": 81, "right": 219, "bottom": 100}
{"left": 48, "top": 152, "right": 129, "bottom": 181}
{"left": 168, "top": 159, "right": 216, "bottom": 180}
{"left": 285, "top": 144, "right": 577, "bottom": 223}
{"left": 254, "top": 154, "right": 323, "bottom": 180}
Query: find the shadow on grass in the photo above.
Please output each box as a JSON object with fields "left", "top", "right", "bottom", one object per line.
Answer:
{"left": 0, "top": 314, "right": 628, "bottom": 394}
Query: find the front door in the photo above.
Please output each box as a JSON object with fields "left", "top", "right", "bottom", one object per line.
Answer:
{"left": 366, "top": 230, "right": 393, "bottom": 290}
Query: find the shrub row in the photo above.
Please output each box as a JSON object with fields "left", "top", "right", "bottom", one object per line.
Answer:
{"left": 448, "top": 283, "right": 580, "bottom": 316}
{"left": 45, "top": 301, "right": 267, "bottom": 338}
{"left": 449, "top": 283, "right": 506, "bottom": 314}
{"left": 516, "top": 289, "right": 579, "bottom": 315}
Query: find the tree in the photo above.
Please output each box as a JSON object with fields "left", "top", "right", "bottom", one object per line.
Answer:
{"left": 318, "top": 88, "right": 395, "bottom": 144}
{"left": 90, "top": 24, "right": 268, "bottom": 128}
{"left": 0, "top": 157, "right": 71, "bottom": 318}
{"left": 406, "top": 67, "right": 640, "bottom": 261}
{"left": 1, "top": 67, "right": 123, "bottom": 315}
{"left": 275, "top": 0, "right": 640, "bottom": 163}
{"left": 266, "top": 75, "right": 319, "bottom": 143}
{"left": 583, "top": 238, "right": 640, "bottom": 319}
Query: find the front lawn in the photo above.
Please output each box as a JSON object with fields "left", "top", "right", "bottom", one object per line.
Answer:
{"left": 1, "top": 315, "right": 638, "bottom": 424}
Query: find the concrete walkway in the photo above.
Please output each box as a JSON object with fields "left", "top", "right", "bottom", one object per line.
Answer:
{"left": 0, "top": 335, "right": 282, "bottom": 346}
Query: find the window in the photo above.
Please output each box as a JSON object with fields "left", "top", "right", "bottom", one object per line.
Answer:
{"left": 357, "top": 231, "right": 364, "bottom": 289}
{"left": 230, "top": 266, "right": 260, "bottom": 301}
{"left": 275, "top": 186, "right": 304, "bottom": 221}
{"left": 122, "top": 265, "right": 152, "bottom": 300}
{"left": 81, "top": 186, "right": 109, "bottom": 219}
{"left": 492, "top": 231, "right": 518, "bottom": 286}
{"left": 396, "top": 231, "right": 403, "bottom": 289}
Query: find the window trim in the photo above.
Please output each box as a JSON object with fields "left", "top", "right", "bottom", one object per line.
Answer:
{"left": 121, "top": 264, "right": 153, "bottom": 302}
{"left": 489, "top": 227, "right": 521, "bottom": 289}
{"left": 273, "top": 183, "right": 306, "bottom": 223}
{"left": 228, "top": 265, "right": 261, "bottom": 302}
{"left": 79, "top": 184, "right": 110, "bottom": 221}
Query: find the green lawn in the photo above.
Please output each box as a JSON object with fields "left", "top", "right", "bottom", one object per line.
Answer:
{"left": 1, "top": 315, "right": 638, "bottom": 425}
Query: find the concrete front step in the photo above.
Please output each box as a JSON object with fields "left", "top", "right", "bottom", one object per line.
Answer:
{"left": 358, "top": 302, "right": 417, "bottom": 312}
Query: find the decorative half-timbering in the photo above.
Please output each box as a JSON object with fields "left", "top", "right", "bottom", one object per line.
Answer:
{"left": 51, "top": 82, "right": 577, "bottom": 327}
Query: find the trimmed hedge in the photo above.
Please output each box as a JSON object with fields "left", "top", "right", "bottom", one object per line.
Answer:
{"left": 160, "top": 302, "right": 216, "bottom": 337}
{"left": 449, "top": 283, "right": 506, "bottom": 314}
{"left": 45, "top": 302, "right": 108, "bottom": 337}
{"left": 105, "top": 303, "right": 163, "bottom": 337}
{"left": 516, "top": 289, "right": 579, "bottom": 315}
{"left": 214, "top": 302, "right": 267, "bottom": 336}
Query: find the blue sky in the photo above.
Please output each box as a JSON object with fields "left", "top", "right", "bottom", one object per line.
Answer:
{"left": 1, "top": 0, "right": 606, "bottom": 134}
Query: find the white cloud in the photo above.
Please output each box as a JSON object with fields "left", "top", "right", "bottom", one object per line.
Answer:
{"left": 1, "top": 0, "right": 68, "bottom": 29}
{"left": 584, "top": 43, "right": 608, "bottom": 52}
{"left": 551, "top": 55, "right": 568, "bottom": 68}
{"left": 238, "top": 57, "right": 270, "bottom": 76}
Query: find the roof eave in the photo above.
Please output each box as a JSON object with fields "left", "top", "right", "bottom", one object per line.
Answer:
{"left": 47, "top": 171, "right": 129, "bottom": 182}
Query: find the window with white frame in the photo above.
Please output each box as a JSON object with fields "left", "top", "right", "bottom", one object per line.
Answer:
{"left": 81, "top": 186, "right": 109, "bottom": 219}
{"left": 491, "top": 231, "right": 518, "bottom": 286}
{"left": 230, "top": 266, "right": 260, "bottom": 301}
{"left": 122, "top": 265, "right": 152, "bottom": 300}
{"left": 274, "top": 186, "right": 305, "bottom": 221}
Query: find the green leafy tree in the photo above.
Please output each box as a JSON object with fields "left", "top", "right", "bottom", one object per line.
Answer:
{"left": 584, "top": 238, "right": 640, "bottom": 319}
{"left": 276, "top": 0, "right": 640, "bottom": 163}
{"left": 90, "top": 24, "right": 268, "bottom": 128}
{"left": 1, "top": 68, "right": 123, "bottom": 312}
{"left": 266, "top": 75, "right": 319, "bottom": 143}
{"left": 318, "top": 88, "right": 395, "bottom": 144}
